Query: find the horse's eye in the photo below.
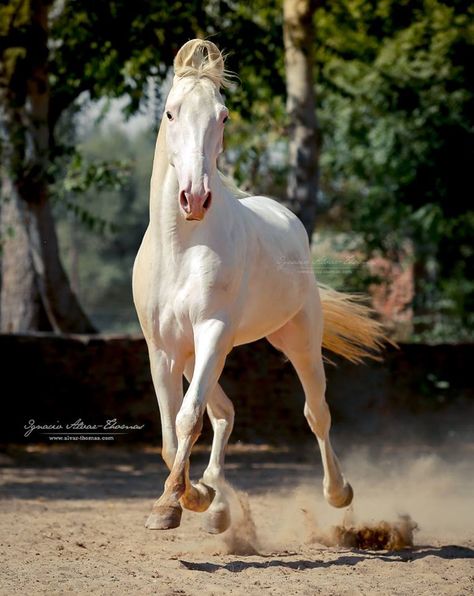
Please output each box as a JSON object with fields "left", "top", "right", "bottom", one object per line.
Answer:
{"left": 223, "top": 115, "right": 229, "bottom": 124}
{"left": 166, "top": 111, "right": 173, "bottom": 121}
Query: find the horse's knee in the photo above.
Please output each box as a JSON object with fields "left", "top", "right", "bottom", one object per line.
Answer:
{"left": 176, "top": 402, "right": 203, "bottom": 441}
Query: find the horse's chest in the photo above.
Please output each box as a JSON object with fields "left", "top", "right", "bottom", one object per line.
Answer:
{"left": 147, "top": 260, "right": 236, "bottom": 346}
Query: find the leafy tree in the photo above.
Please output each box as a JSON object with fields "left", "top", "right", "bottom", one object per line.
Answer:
{"left": 0, "top": 0, "right": 95, "bottom": 332}
{"left": 315, "top": 0, "right": 474, "bottom": 336}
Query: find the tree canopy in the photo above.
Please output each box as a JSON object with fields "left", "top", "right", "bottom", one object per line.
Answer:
{"left": 315, "top": 0, "right": 474, "bottom": 336}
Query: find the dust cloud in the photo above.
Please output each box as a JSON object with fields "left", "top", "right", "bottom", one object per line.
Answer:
{"left": 218, "top": 447, "right": 474, "bottom": 553}
{"left": 220, "top": 491, "right": 261, "bottom": 555}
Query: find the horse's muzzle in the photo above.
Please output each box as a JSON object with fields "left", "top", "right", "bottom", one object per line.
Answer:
{"left": 179, "top": 190, "right": 212, "bottom": 221}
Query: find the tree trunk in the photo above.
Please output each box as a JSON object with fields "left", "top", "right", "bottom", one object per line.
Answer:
{"left": 283, "top": 0, "right": 320, "bottom": 241}
{"left": 0, "top": 176, "right": 50, "bottom": 332}
{"left": 0, "top": 0, "right": 95, "bottom": 333}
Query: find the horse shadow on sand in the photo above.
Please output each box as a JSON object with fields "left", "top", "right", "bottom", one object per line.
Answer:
{"left": 179, "top": 544, "right": 474, "bottom": 573}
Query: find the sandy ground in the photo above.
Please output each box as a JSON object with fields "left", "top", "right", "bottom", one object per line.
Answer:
{"left": 1, "top": 441, "right": 473, "bottom": 595}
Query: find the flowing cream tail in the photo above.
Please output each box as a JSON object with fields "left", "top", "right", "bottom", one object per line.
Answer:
{"left": 319, "top": 284, "right": 393, "bottom": 364}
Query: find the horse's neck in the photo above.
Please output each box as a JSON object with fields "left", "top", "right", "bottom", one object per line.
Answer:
{"left": 148, "top": 120, "right": 183, "bottom": 247}
{"left": 149, "top": 119, "right": 172, "bottom": 217}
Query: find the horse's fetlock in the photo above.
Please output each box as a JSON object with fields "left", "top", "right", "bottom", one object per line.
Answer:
{"left": 202, "top": 465, "right": 223, "bottom": 487}
{"left": 164, "top": 475, "right": 186, "bottom": 499}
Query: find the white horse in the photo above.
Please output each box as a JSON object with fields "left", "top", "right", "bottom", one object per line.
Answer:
{"left": 133, "top": 40, "right": 385, "bottom": 533}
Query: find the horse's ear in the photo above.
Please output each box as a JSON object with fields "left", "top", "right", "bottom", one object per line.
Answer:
{"left": 174, "top": 39, "right": 224, "bottom": 77}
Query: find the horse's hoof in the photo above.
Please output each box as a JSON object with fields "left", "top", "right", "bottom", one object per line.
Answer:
{"left": 145, "top": 504, "right": 182, "bottom": 530}
{"left": 203, "top": 503, "right": 231, "bottom": 534}
{"left": 326, "top": 482, "right": 354, "bottom": 509}
{"left": 181, "top": 482, "right": 216, "bottom": 513}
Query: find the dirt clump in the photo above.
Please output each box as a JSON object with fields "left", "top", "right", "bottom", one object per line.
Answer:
{"left": 327, "top": 515, "right": 418, "bottom": 550}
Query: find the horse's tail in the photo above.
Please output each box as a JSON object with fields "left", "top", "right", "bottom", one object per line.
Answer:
{"left": 319, "top": 284, "right": 392, "bottom": 364}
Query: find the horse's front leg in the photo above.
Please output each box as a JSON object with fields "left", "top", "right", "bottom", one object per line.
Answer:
{"left": 144, "top": 346, "right": 183, "bottom": 529}
{"left": 184, "top": 358, "right": 235, "bottom": 534}
{"left": 146, "top": 319, "right": 232, "bottom": 530}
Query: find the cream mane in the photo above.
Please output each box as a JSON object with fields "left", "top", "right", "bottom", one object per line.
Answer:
{"left": 173, "top": 39, "right": 233, "bottom": 89}
{"left": 217, "top": 171, "right": 250, "bottom": 199}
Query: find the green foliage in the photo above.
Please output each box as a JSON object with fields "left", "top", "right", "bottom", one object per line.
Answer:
{"left": 223, "top": 96, "right": 288, "bottom": 194}
{"left": 204, "top": 1, "right": 286, "bottom": 192}
{"left": 61, "top": 152, "right": 131, "bottom": 195}
{"left": 56, "top": 126, "right": 154, "bottom": 331}
{"left": 315, "top": 0, "right": 474, "bottom": 339}
{"left": 49, "top": 0, "right": 208, "bottom": 116}
{"left": 0, "top": 0, "right": 32, "bottom": 86}
{"left": 52, "top": 151, "right": 131, "bottom": 234}
{"left": 48, "top": 0, "right": 285, "bottom": 119}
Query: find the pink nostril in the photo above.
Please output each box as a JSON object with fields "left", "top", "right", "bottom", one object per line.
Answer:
{"left": 179, "top": 189, "right": 211, "bottom": 218}
{"left": 203, "top": 191, "right": 212, "bottom": 210}
{"left": 180, "top": 190, "right": 191, "bottom": 213}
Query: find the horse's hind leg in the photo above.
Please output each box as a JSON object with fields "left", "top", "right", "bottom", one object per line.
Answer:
{"left": 267, "top": 294, "right": 353, "bottom": 508}
{"left": 184, "top": 360, "right": 234, "bottom": 534}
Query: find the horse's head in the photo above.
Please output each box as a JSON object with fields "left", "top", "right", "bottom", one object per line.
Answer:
{"left": 165, "top": 40, "right": 230, "bottom": 221}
